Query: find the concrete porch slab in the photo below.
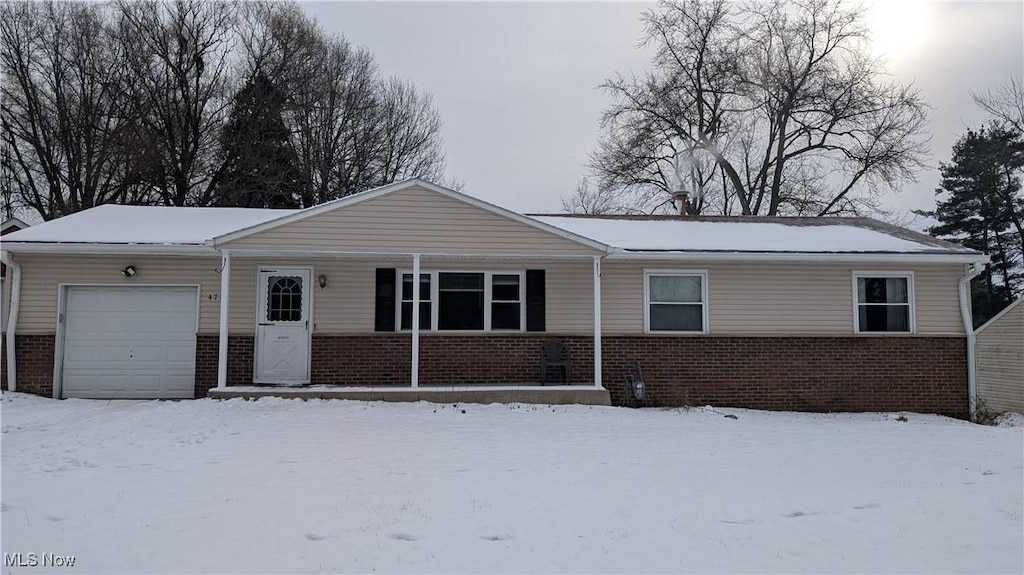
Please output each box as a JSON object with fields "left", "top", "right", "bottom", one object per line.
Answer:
{"left": 207, "top": 385, "right": 612, "bottom": 406}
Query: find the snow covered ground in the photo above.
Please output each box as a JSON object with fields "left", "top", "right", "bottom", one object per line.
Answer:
{"left": 2, "top": 392, "right": 1021, "bottom": 574}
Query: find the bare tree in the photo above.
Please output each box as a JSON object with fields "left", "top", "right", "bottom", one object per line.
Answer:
{"left": 591, "top": 0, "right": 929, "bottom": 216}
{"left": 974, "top": 76, "right": 1024, "bottom": 135}
{"left": 238, "top": 2, "right": 448, "bottom": 207}
{"left": 0, "top": 1, "right": 141, "bottom": 220}
{"left": 113, "top": 0, "right": 237, "bottom": 207}
{"left": 3, "top": 0, "right": 451, "bottom": 216}
{"left": 561, "top": 179, "right": 622, "bottom": 214}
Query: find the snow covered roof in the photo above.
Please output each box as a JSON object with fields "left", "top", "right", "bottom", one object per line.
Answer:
{"left": 2, "top": 204, "right": 296, "bottom": 246}
{"left": 0, "top": 188, "right": 983, "bottom": 263}
{"left": 532, "top": 215, "right": 976, "bottom": 256}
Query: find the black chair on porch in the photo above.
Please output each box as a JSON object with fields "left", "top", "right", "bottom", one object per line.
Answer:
{"left": 540, "top": 341, "right": 571, "bottom": 385}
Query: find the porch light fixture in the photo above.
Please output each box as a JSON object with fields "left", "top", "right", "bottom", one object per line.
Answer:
{"left": 121, "top": 265, "right": 137, "bottom": 278}
{"left": 317, "top": 274, "right": 328, "bottom": 289}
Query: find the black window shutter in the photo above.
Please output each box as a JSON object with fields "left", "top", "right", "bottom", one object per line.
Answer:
{"left": 375, "top": 268, "right": 397, "bottom": 332}
{"left": 525, "top": 269, "right": 546, "bottom": 332}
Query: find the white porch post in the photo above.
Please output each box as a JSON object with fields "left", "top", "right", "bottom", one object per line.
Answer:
{"left": 411, "top": 254, "right": 421, "bottom": 388}
{"left": 217, "top": 250, "right": 231, "bottom": 389}
{"left": 593, "top": 255, "right": 602, "bottom": 388}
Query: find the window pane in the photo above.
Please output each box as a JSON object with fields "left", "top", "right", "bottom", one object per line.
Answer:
{"left": 649, "top": 275, "right": 702, "bottom": 303}
{"left": 400, "top": 302, "right": 431, "bottom": 330}
{"left": 401, "top": 274, "right": 430, "bottom": 301}
{"left": 439, "top": 291, "right": 484, "bottom": 330}
{"left": 491, "top": 302, "right": 521, "bottom": 330}
{"left": 886, "top": 278, "right": 908, "bottom": 303}
{"left": 858, "top": 277, "right": 908, "bottom": 304}
{"left": 492, "top": 274, "right": 520, "bottom": 301}
{"left": 439, "top": 272, "right": 483, "bottom": 290}
{"left": 267, "top": 276, "right": 302, "bottom": 322}
{"left": 859, "top": 304, "right": 909, "bottom": 332}
{"left": 887, "top": 305, "right": 910, "bottom": 331}
{"left": 649, "top": 303, "right": 703, "bottom": 331}
{"left": 438, "top": 273, "right": 484, "bottom": 330}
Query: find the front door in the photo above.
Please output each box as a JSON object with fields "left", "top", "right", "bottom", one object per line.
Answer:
{"left": 255, "top": 268, "right": 312, "bottom": 384}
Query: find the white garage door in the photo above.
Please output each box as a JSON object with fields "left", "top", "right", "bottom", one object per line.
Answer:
{"left": 62, "top": 286, "right": 198, "bottom": 399}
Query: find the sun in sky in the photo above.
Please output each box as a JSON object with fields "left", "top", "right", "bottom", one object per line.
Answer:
{"left": 864, "top": 0, "right": 934, "bottom": 65}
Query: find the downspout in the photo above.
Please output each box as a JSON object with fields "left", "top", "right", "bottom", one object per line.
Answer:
{"left": 2, "top": 251, "right": 21, "bottom": 392}
{"left": 958, "top": 262, "right": 984, "bottom": 421}
{"left": 593, "top": 255, "right": 603, "bottom": 388}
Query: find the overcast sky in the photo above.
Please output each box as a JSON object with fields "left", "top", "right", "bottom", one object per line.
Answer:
{"left": 302, "top": 1, "right": 1023, "bottom": 223}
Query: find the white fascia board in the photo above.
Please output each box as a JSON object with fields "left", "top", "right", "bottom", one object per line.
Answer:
{"left": 1, "top": 242, "right": 219, "bottom": 256}
{"left": 221, "top": 248, "right": 598, "bottom": 261}
{"left": 605, "top": 250, "right": 989, "bottom": 264}
{"left": 208, "top": 178, "right": 610, "bottom": 252}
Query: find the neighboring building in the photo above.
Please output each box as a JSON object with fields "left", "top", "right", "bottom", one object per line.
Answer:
{"left": 975, "top": 298, "right": 1024, "bottom": 415}
{"left": 0, "top": 180, "right": 988, "bottom": 417}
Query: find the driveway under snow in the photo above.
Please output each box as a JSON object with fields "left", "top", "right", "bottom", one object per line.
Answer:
{"left": 1, "top": 393, "right": 1021, "bottom": 574}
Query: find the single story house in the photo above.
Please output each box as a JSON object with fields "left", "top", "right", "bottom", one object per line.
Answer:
{"left": 0, "top": 179, "right": 989, "bottom": 417}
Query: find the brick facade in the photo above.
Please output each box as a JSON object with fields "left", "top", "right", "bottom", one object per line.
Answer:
{"left": 10, "top": 333, "right": 968, "bottom": 417}
{"left": 3, "top": 334, "right": 55, "bottom": 397}
{"left": 602, "top": 336, "right": 968, "bottom": 418}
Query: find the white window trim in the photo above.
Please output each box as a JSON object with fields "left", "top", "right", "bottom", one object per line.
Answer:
{"left": 851, "top": 271, "right": 916, "bottom": 334}
{"left": 396, "top": 270, "right": 527, "bottom": 333}
{"left": 643, "top": 269, "right": 709, "bottom": 334}
{"left": 398, "top": 271, "right": 433, "bottom": 331}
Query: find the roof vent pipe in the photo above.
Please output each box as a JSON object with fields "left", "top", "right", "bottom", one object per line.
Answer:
{"left": 672, "top": 190, "right": 689, "bottom": 217}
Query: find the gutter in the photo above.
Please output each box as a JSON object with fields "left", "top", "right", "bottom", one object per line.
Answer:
{"left": 2, "top": 251, "right": 21, "bottom": 392}
{"left": 958, "top": 262, "right": 984, "bottom": 421}
{"left": 1, "top": 242, "right": 218, "bottom": 256}
{"left": 604, "top": 249, "right": 987, "bottom": 265}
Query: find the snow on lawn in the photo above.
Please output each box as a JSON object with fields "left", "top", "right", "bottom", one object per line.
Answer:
{"left": 1, "top": 393, "right": 1021, "bottom": 574}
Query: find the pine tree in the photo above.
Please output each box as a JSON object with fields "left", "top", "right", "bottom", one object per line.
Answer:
{"left": 920, "top": 124, "right": 1024, "bottom": 326}
{"left": 215, "top": 73, "right": 302, "bottom": 209}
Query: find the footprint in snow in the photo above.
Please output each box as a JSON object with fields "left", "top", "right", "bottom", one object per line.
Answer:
{"left": 0, "top": 503, "right": 10, "bottom": 512}
{"left": 480, "top": 535, "right": 512, "bottom": 541}
{"left": 46, "top": 515, "right": 64, "bottom": 522}
{"left": 981, "top": 470, "right": 996, "bottom": 476}
{"left": 719, "top": 519, "right": 757, "bottom": 525}
{"left": 387, "top": 533, "right": 419, "bottom": 541}
{"left": 304, "top": 533, "right": 325, "bottom": 541}
{"left": 853, "top": 503, "right": 881, "bottom": 510}
{"left": 784, "top": 511, "right": 821, "bottom": 518}
{"left": 67, "top": 458, "right": 98, "bottom": 468}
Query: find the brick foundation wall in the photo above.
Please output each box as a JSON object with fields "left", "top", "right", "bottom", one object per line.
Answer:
{"left": 10, "top": 333, "right": 968, "bottom": 417}
{"left": 195, "top": 335, "right": 253, "bottom": 398}
{"left": 419, "top": 335, "right": 593, "bottom": 385}
{"left": 3, "top": 334, "right": 55, "bottom": 397}
{"left": 602, "top": 336, "right": 968, "bottom": 417}
{"left": 193, "top": 334, "right": 592, "bottom": 389}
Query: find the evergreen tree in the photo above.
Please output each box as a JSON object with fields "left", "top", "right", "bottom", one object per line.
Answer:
{"left": 919, "top": 124, "right": 1024, "bottom": 326}
{"left": 215, "top": 73, "right": 302, "bottom": 208}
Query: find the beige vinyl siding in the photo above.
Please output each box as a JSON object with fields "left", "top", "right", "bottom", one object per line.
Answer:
{"left": 11, "top": 253, "right": 964, "bottom": 337}
{"left": 230, "top": 258, "right": 594, "bottom": 334}
{"left": 601, "top": 261, "right": 966, "bottom": 335}
{"left": 220, "top": 185, "right": 601, "bottom": 256}
{"left": 13, "top": 254, "right": 221, "bottom": 334}
{"left": 975, "top": 300, "right": 1024, "bottom": 414}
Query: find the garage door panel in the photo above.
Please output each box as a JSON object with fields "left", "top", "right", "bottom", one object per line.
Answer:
{"left": 132, "top": 374, "right": 162, "bottom": 391}
{"left": 166, "top": 345, "right": 197, "bottom": 364}
{"left": 132, "top": 345, "right": 166, "bottom": 363}
{"left": 62, "top": 286, "right": 198, "bottom": 400}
